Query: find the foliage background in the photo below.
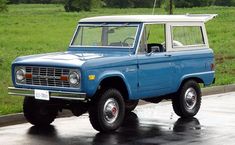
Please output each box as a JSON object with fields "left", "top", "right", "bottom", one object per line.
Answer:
{"left": 5, "top": 0, "right": 235, "bottom": 7}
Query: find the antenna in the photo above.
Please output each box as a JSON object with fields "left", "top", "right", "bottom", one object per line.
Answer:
{"left": 152, "top": 0, "right": 157, "bottom": 15}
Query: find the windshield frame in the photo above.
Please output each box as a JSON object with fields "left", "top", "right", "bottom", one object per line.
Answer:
{"left": 69, "top": 23, "right": 140, "bottom": 50}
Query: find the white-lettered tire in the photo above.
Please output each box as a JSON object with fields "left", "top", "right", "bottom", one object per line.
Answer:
{"left": 172, "top": 80, "right": 201, "bottom": 118}
{"left": 88, "top": 88, "right": 125, "bottom": 132}
{"left": 23, "top": 97, "right": 58, "bottom": 126}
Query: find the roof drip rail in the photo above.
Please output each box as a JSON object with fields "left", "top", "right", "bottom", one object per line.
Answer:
{"left": 79, "top": 14, "right": 218, "bottom": 23}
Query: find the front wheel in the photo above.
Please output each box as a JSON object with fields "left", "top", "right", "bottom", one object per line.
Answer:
{"left": 88, "top": 88, "right": 125, "bottom": 132}
{"left": 125, "top": 100, "right": 139, "bottom": 112}
{"left": 172, "top": 80, "right": 201, "bottom": 118}
{"left": 23, "top": 97, "right": 58, "bottom": 126}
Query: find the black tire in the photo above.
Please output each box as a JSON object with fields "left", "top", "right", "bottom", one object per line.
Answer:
{"left": 88, "top": 88, "right": 125, "bottom": 132}
{"left": 125, "top": 100, "right": 139, "bottom": 112}
{"left": 23, "top": 97, "right": 58, "bottom": 126}
{"left": 172, "top": 80, "right": 201, "bottom": 118}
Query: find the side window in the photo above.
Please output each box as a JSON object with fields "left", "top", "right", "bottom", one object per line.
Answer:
{"left": 138, "top": 24, "right": 166, "bottom": 54}
{"left": 172, "top": 26, "right": 205, "bottom": 48}
{"left": 147, "top": 24, "right": 165, "bottom": 44}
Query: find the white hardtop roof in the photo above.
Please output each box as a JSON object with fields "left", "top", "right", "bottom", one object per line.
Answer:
{"left": 79, "top": 14, "right": 217, "bottom": 23}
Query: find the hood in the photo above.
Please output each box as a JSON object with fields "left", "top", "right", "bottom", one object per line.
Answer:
{"left": 13, "top": 51, "right": 127, "bottom": 68}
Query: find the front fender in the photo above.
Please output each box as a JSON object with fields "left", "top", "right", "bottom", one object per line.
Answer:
{"left": 85, "top": 70, "right": 133, "bottom": 98}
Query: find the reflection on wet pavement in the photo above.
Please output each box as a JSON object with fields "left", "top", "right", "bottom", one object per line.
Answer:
{"left": 24, "top": 113, "right": 203, "bottom": 145}
{"left": 93, "top": 113, "right": 202, "bottom": 145}
{"left": 1, "top": 92, "right": 235, "bottom": 145}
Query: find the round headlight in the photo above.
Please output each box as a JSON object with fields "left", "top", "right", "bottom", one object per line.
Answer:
{"left": 69, "top": 72, "right": 80, "bottom": 85}
{"left": 16, "top": 68, "right": 26, "bottom": 82}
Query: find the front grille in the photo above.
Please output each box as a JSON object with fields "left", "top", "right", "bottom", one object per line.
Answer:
{"left": 24, "top": 66, "right": 72, "bottom": 88}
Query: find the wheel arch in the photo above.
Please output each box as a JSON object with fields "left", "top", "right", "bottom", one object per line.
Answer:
{"left": 178, "top": 77, "right": 204, "bottom": 91}
{"left": 97, "top": 75, "right": 132, "bottom": 100}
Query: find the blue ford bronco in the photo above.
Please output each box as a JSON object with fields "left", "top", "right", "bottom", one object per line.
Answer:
{"left": 9, "top": 14, "right": 216, "bottom": 132}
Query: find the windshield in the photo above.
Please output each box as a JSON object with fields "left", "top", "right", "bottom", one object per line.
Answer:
{"left": 71, "top": 25, "right": 138, "bottom": 48}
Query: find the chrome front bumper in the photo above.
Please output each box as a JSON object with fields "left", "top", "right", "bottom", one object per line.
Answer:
{"left": 8, "top": 87, "right": 87, "bottom": 101}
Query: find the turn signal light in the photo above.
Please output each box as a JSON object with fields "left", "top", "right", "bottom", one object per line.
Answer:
{"left": 60, "top": 75, "right": 68, "bottom": 81}
{"left": 89, "top": 75, "right": 96, "bottom": 80}
{"left": 25, "top": 73, "right": 32, "bottom": 79}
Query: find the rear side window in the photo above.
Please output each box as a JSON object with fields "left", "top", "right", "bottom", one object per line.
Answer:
{"left": 172, "top": 26, "right": 205, "bottom": 48}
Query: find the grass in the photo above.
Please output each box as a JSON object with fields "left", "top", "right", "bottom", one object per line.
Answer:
{"left": 0, "top": 4, "right": 235, "bottom": 115}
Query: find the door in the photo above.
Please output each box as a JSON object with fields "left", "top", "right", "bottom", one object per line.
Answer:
{"left": 136, "top": 23, "right": 173, "bottom": 98}
{"left": 137, "top": 53, "right": 173, "bottom": 98}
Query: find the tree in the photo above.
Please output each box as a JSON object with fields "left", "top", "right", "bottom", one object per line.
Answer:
{"left": 0, "top": 0, "right": 8, "bottom": 12}
{"left": 169, "top": 0, "right": 173, "bottom": 14}
{"left": 161, "top": 0, "right": 174, "bottom": 14}
{"left": 64, "top": 0, "right": 92, "bottom": 12}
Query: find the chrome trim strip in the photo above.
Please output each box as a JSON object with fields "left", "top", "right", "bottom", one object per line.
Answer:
{"left": 8, "top": 87, "right": 87, "bottom": 101}
{"left": 135, "top": 23, "right": 145, "bottom": 55}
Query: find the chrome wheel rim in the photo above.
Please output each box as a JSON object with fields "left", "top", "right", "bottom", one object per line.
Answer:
{"left": 184, "top": 88, "right": 197, "bottom": 110}
{"left": 103, "top": 98, "right": 119, "bottom": 124}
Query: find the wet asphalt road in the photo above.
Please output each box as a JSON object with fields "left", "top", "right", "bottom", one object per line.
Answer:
{"left": 1, "top": 92, "right": 235, "bottom": 145}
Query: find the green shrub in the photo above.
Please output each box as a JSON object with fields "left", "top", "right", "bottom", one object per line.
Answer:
{"left": 91, "top": 0, "right": 102, "bottom": 8}
{"left": 103, "top": 0, "right": 134, "bottom": 8}
{"left": 9, "top": 0, "right": 52, "bottom": 4}
{"left": 103, "top": 0, "right": 162, "bottom": 8}
{"left": 8, "top": 0, "right": 19, "bottom": 4}
{"left": 215, "top": 0, "right": 235, "bottom": 6}
{"left": 174, "top": 0, "right": 218, "bottom": 8}
{"left": 64, "top": 0, "right": 92, "bottom": 12}
{"left": 132, "top": 0, "right": 156, "bottom": 8}
{"left": 0, "top": 0, "right": 8, "bottom": 12}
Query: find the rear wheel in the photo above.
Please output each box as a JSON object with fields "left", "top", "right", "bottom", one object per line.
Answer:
{"left": 23, "top": 97, "right": 58, "bottom": 126}
{"left": 172, "top": 80, "right": 201, "bottom": 118}
{"left": 88, "top": 88, "right": 125, "bottom": 132}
